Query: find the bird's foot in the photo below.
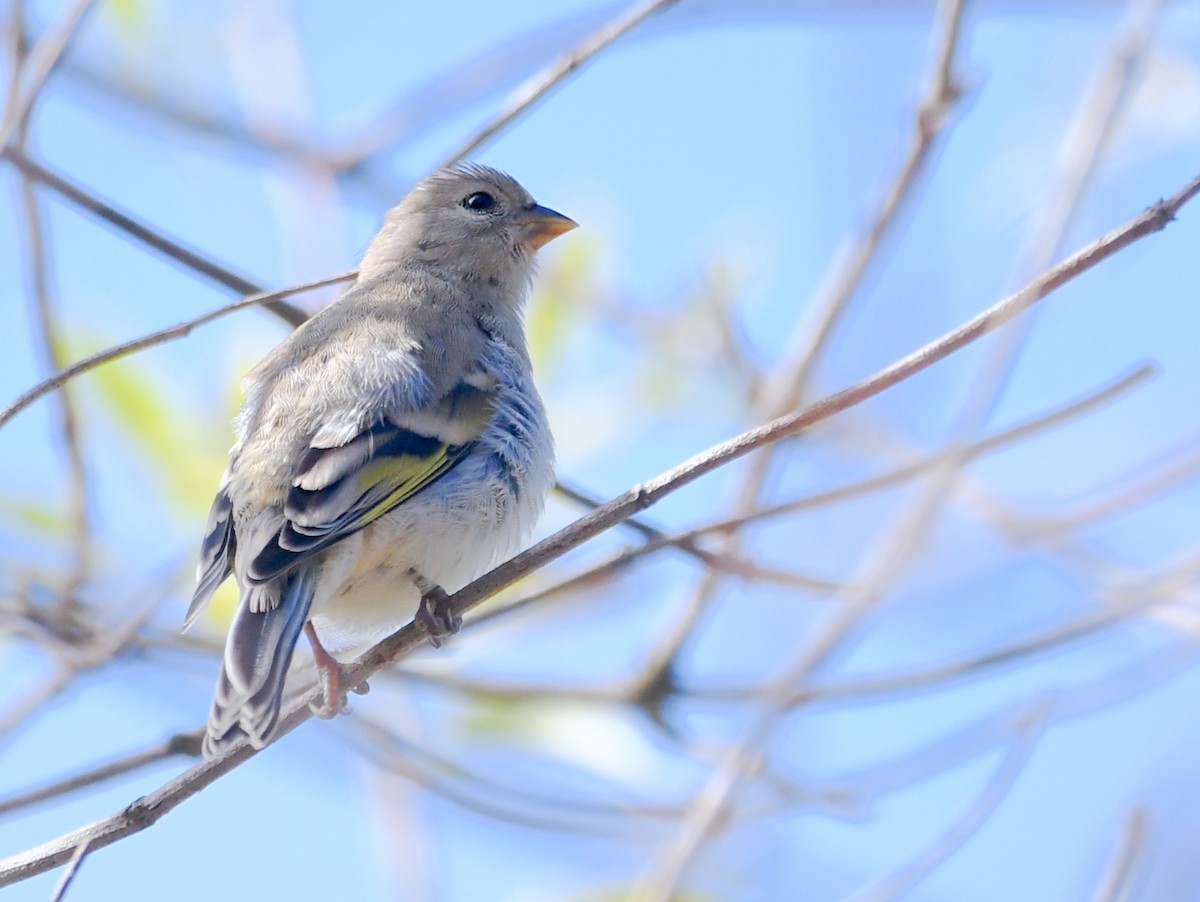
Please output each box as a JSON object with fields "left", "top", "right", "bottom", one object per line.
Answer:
{"left": 408, "top": 569, "right": 461, "bottom": 648}
{"left": 305, "top": 622, "right": 369, "bottom": 719}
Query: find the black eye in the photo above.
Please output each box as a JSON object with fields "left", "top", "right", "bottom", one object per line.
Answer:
{"left": 463, "top": 191, "right": 495, "bottom": 211}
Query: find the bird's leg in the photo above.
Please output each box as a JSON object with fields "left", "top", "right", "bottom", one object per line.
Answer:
{"left": 407, "top": 568, "right": 462, "bottom": 648}
{"left": 304, "top": 621, "right": 368, "bottom": 719}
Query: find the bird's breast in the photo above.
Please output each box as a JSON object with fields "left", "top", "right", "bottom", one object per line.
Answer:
{"left": 307, "top": 375, "right": 554, "bottom": 653}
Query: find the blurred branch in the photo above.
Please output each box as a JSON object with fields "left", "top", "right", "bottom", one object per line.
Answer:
{"left": 344, "top": 713, "right": 679, "bottom": 837}
{"left": 678, "top": 363, "right": 1156, "bottom": 538}
{"left": 847, "top": 702, "right": 1050, "bottom": 902}
{"left": 632, "top": 0, "right": 1184, "bottom": 887}
{"left": 32, "top": 1, "right": 1133, "bottom": 183}
{"left": 391, "top": 542, "right": 1198, "bottom": 712}
{"left": 4, "top": 2, "right": 92, "bottom": 609}
{"left": 1090, "top": 808, "right": 1149, "bottom": 902}
{"left": 761, "top": 0, "right": 966, "bottom": 414}
{"left": 705, "top": 576, "right": 1184, "bottom": 707}
{"left": 16, "top": 179, "right": 91, "bottom": 606}
{"left": 0, "top": 147, "right": 310, "bottom": 326}
{"left": 822, "top": 632, "right": 1200, "bottom": 804}
{"left": 417, "top": 578, "right": 1170, "bottom": 705}
{"left": 1, "top": 164, "right": 1196, "bottom": 887}
{"left": 0, "top": 593, "right": 157, "bottom": 748}
{"left": 552, "top": 479, "right": 848, "bottom": 594}
{"left": 1018, "top": 0, "right": 1167, "bottom": 274}
{"left": 624, "top": 0, "right": 971, "bottom": 709}
{"left": 438, "top": 0, "right": 683, "bottom": 168}
{"left": 0, "top": 0, "right": 94, "bottom": 145}
{"left": 0, "top": 272, "right": 353, "bottom": 432}
{"left": 48, "top": 837, "right": 90, "bottom": 902}
{"left": 343, "top": 706, "right": 865, "bottom": 837}
{"left": 997, "top": 437, "right": 1200, "bottom": 543}
{"left": 0, "top": 733, "right": 201, "bottom": 819}
{"left": 470, "top": 363, "right": 1153, "bottom": 647}
{"left": 941, "top": 0, "right": 1166, "bottom": 455}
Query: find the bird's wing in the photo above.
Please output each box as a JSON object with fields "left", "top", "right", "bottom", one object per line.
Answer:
{"left": 184, "top": 470, "right": 237, "bottom": 630}
{"left": 245, "top": 376, "right": 497, "bottom": 585}
{"left": 199, "top": 369, "right": 495, "bottom": 753}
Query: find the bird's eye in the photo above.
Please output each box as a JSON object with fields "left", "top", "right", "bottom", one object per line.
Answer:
{"left": 463, "top": 192, "right": 496, "bottom": 211}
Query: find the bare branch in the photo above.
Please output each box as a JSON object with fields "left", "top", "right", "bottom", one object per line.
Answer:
{"left": 438, "top": 0, "right": 683, "bottom": 168}
{"left": 1000, "top": 439, "right": 1200, "bottom": 543}
{"left": 0, "top": 733, "right": 200, "bottom": 819}
{"left": 48, "top": 837, "right": 90, "bottom": 902}
{"left": 0, "top": 273, "right": 354, "bottom": 432}
{"left": 16, "top": 177, "right": 91, "bottom": 606}
{"left": 626, "top": 0, "right": 972, "bottom": 703}
{"left": 0, "top": 0, "right": 95, "bottom": 143}
{"left": 0, "top": 165, "right": 1195, "bottom": 888}
{"left": 3, "top": 1, "right": 92, "bottom": 609}
{"left": 1090, "top": 808, "right": 1149, "bottom": 902}
{"left": 847, "top": 703, "right": 1050, "bottom": 902}
{"left": 760, "top": 0, "right": 967, "bottom": 415}
{"left": 667, "top": 363, "right": 1156, "bottom": 540}
{"left": 0, "top": 147, "right": 310, "bottom": 327}
{"left": 703, "top": 579, "right": 1181, "bottom": 707}
{"left": 630, "top": 0, "right": 1187, "bottom": 890}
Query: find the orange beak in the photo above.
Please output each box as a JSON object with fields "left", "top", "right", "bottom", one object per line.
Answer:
{"left": 516, "top": 204, "right": 578, "bottom": 251}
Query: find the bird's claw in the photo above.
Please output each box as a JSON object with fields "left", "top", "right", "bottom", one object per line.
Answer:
{"left": 407, "top": 569, "right": 461, "bottom": 648}
{"left": 416, "top": 585, "right": 461, "bottom": 648}
{"left": 309, "top": 663, "right": 371, "bottom": 719}
{"left": 305, "top": 621, "right": 368, "bottom": 718}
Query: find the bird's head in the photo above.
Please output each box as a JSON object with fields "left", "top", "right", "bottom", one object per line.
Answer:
{"left": 359, "top": 164, "right": 577, "bottom": 297}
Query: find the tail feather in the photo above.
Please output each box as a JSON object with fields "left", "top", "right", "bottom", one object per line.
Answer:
{"left": 202, "top": 568, "right": 315, "bottom": 758}
{"left": 183, "top": 485, "right": 236, "bottom": 631}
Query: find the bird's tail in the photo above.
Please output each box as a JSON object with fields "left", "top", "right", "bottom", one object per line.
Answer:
{"left": 202, "top": 568, "right": 316, "bottom": 758}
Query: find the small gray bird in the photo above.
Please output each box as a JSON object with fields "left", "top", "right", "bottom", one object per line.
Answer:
{"left": 184, "top": 164, "right": 574, "bottom": 758}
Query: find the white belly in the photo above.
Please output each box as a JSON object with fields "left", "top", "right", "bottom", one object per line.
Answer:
{"left": 306, "top": 442, "right": 552, "bottom": 653}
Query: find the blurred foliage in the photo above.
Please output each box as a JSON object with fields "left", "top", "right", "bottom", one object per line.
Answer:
{"left": 65, "top": 334, "right": 231, "bottom": 518}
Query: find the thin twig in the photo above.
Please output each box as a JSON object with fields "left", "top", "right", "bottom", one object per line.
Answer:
{"left": 10, "top": 86, "right": 94, "bottom": 610}
{"left": 0, "top": 0, "right": 95, "bottom": 144}
{"left": 1001, "top": 438, "right": 1200, "bottom": 542}
{"left": 0, "top": 733, "right": 201, "bottom": 818}
{"left": 0, "top": 593, "right": 160, "bottom": 747}
{"left": 0, "top": 170, "right": 1195, "bottom": 886}
{"left": 470, "top": 364, "right": 1153, "bottom": 636}
{"left": 0, "top": 147, "right": 310, "bottom": 327}
{"left": 438, "top": 0, "right": 682, "bottom": 168}
{"left": 847, "top": 703, "right": 1051, "bottom": 902}
{"left": 820, "top": 631, "right": 1200, "bottom": 805}
{"left": 325, "top": 543, "right": 1200, "bottom": 710}
{"left": 692, "top": 583, "right": 1178, "bottom": 707}
{"left": 665, "top": 363, "right": 1156, "bottom": 540}
{"left": 0, "top": 272, "right": 353, "bottom": 432}
{"left": 17, "top": 177, "right": 91, "bottom": 606}
{"left": 625, "top": 0, "right": 971, "bottom": 701}
{"left": 553, "top": 479, "right": 837, "bottom": 586}
{"left": 4, "top": 0, "right": 92, "bottom": 609}
{"left": 939, "top": 0, "right": 1167, "bottom": 457}
{"left": 760, "top": 0, "right": 967, "bottom": 415}
{"left": 48, "top": 837, "right": 90, "bottom": 902}
{"left": 1089, "top": 808, "right": 1149, "bottom": 902}
{"left": 632, "top": 1, "right": 1185, "bottom": 888}
{"left": 343, "top": 714, "right": 679, "bottom": 837}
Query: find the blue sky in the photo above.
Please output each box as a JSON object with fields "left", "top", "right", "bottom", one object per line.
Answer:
{"left": 2, "top": 1, "right": 1200, "bottom": 899}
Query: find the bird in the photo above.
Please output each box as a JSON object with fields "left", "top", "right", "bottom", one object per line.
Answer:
{"left": 184, "top": 164, "right": 574, "bottom": 758}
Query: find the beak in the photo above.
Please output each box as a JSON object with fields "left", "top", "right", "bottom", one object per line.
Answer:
{"left": 516, "top": 204, "right": 578, "bottom": 251}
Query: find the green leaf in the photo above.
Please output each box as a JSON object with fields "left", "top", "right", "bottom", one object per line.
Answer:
{"left": 528, "top": 237, "right": 597, "bottom": 373}
{"left": 61, "top": 333, "right": 232, "bottom": 518}
{"left": 102, "top": 0, "right": 151, "bottom": 39}
{"left": 0, "top": 494, "right": 68, "bottom": 535}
